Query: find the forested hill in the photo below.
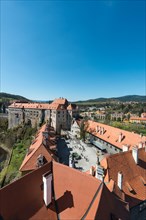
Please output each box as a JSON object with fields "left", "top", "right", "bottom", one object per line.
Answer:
{"left": 75, "top": 95, "right": 146, "bottom": 104}
{"left": 0, "top": 92, "right": 30, "bottom": 102}
{"left": 0, "top": 93, "right": 145, "bottom": 104}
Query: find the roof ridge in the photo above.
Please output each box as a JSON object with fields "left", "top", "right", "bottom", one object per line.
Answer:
{"left": 87, "top": 120, "right": 146, "bottom": 137}
{"left": 81, "top": 183, "right": 103, "bottom": 219}
{"left": 53, "top": 161, "right": 102, "bottom": 183}
{"left": 21, "top": 144, "right": 46, "bottom": 169}
{"left": 20, "top": 124, "right": 49, "bottom": 169}
{"left": 19, "top": 141, "right": 43, "bottom": 170}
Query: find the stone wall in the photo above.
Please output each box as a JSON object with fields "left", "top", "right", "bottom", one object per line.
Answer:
{"left": 8, "top": 108, "right": 24, "bottom": 129}
{"left": 8, "top": 106, "right": 78, "bottom": 133}
{"left": 8, "top": 108, "right": 43, "bottom": 129}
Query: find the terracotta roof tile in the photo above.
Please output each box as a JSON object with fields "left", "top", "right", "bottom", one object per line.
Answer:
{"left": 53, "top": 161, "right": 129, "bottom": 220}
{"left": 130, "top": 117, "right": 146, "bottom": 121}
{"left": 67, "top": 104, "right": 76, "bottom": 110}
{"left": 19, "top": 124, "right": 57, "bottom": 172}
{"left": 8, "top": 98, "right": 70, "bottom": 110}
{"left": 0, "top": 161, "right": 130, "bottom": 220}
{"left": 101, "top": 148, "right": 146, "bottom": 208}
{"left": 86, "top": 120, "right": 146, "bottom": 150}
{"left": 53, "top": 161, "right": 102, "bottom": 219}
{"left": 0, "top": 162, "right": 57, "bottom": 220}
{"left": 9, "top": 102, "right": 51, "bottom": 109}
{"left": 85, "top": 183, "right": 129, "bottom": 220}
{"left": 52, "top": 98, "right": 68, "bottom": 105}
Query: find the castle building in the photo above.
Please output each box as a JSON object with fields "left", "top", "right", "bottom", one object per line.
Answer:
{"left": 8, "top": 98, "right": 78, "bottom": 134}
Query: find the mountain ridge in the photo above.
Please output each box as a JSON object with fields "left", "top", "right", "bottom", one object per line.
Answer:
{"left": 0, "top": 92, "right": 30, "bottom": 102}
{"left": 0, "top": 92, "right": 145, "bottom": 103}
{"left": 74, "top": 95, "right": 146, "bottom": 103}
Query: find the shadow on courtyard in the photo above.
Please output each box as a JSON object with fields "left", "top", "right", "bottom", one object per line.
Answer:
{"left": 57, "top": 138, "right": 70, "bottom": 166}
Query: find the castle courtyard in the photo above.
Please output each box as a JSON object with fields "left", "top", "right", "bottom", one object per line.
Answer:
{"left": 57, "top": 136, "right": 105, "bottom": 172}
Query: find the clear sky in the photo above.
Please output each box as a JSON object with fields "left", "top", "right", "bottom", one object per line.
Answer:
{"left": 1, "top": 0, "right": 145, "bottom": 101}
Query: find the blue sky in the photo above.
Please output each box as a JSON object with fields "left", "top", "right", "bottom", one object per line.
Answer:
{"left": 1, "top": 0, "right": 145, "bottom": 101}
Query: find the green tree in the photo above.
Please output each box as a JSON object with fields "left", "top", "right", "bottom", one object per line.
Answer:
{"left": 117, "top": 117, "right": 121, "bottom": 122}
{"left": 105, "top": 113, "right": 111, "bottom": 123}
{"left": 139, "top": 108, "right": 144, "bottom": 117}
{"left": 80, "top": 120, "right": 89, "bottom": 141}
{"left": 127, "top": 114, "right": 131, "bottom": 121}
{"left": 0, "top": 118, "right": 8, "bottom": 132}
{"left": 123, "top": 106, "right": 129, "bottom": 114}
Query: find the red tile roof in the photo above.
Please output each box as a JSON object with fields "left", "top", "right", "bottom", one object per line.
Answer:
{"left": 0, "top": 162, "right": 57, "bottom": 220}
{"left": 19, "top": 124, "right": 57, "bottom": 172}
{"left": 130, "top": 117, "right": 146, "bottom": 121}
{"left": 53, "top": 162, "right": 129, "bottom": 220}
{"left": 48, "top": 103, "right": 62, "bottom": 110}
{"left": 86, "top": 120, "right": 146, "bottom": 151}
{"left": 52, "top": 98, "right": 68, "bottom": 105}
{"left": 67, "top": 104, "right": 76, "bottom": 110}
{"left": 9, "top": 102, "right": 51, "bottom": 109}
{"left": 85, "top": 182, "right": 129, "bottom": 220}
{"left": 9, "top": 99, "right": 78, "bottom": 112}
{"left": 53, "top": 161, "right": 101, "bottom": 219}
{"left": 100, "top": 148, "right": 146, "bottom": 208}
{"left": 8, "top": 98, "right": 69, "bottom": 110}
{"left": 0, "top": 161, "right": 130, "bottom": 220}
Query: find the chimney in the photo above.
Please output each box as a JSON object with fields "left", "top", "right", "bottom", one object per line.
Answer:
{"left": 97, "top": 155, "right": 100, "bottom": 165}
{"left": 122, "top": 145, "right": 128, "bottom": 152}
{"left": 98, "top": 126, "right": 100, "bottom": 133}
{"left": 101, "top": 127, "right": 104, "bottom": 135}
{"left": 117, "top": 171, "right": 123, "bottom": 190}
{"left": 132, "top": 146, "right": 138, "bottom": 164}
{"left": 43, "top": 172, "right": 52, "bottom": 206}
{"left": 90, "top": 166, "right": 94, "bottom": 176}
{"left": 118, "top": 132, "right": 123, "bottom": 142}
{"left": 139, "top": 133, "right": 143, "bottom": 138}
{"left": 99, "top": 127, "right": 102, "bottom": 135}
{"left": 138, "top": 142, "right": 143, "bottom": 149}
{"left": 69, "top": 156, "right": 74, "bottom": 168}
{"left": 95, "top": 163, "right": 104, "bottom": 182}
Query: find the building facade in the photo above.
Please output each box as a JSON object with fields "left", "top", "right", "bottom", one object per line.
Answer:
{"left": 71, "top": 120, "right": 146, "bottom": 154}
{"left": 8, "top": 98, "right": 78, "bottom": 134}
